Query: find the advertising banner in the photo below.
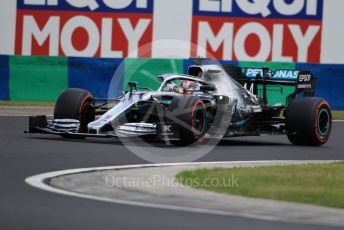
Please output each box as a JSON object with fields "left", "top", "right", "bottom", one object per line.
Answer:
{"left": 0, "top": 0, "right": 342, "bottom": 108}
{"left": 13, "top": 0, "right": 327, "bottom": 63}
{"left": 192, "top": 0, "right": 323, "bottom": 63}
{"left": 15, "top": 0, "right": 154, "bottom": 57}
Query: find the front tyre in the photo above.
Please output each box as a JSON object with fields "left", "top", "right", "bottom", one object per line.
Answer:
{"left": 54, "top": 88, "right": 95, "bottom": 134}
{"left": 286, "top": 97, "right": 332, "bottom": 146}
{"left": 167, "top": 96, "right": 207, "bottom": 146}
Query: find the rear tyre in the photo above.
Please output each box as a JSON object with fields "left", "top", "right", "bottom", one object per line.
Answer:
{"left": 286, "top": 97, "right": 332, "bottom": 146}
{"left": 167, "top": 96, "right": 207, "bottom": 146}
{"left": 54, "top": 88, "right": 95, "bottom": 135}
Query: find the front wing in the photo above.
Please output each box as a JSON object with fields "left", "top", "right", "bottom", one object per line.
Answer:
{"left": 25, "top": 115, "right": 179, "bottom": 140}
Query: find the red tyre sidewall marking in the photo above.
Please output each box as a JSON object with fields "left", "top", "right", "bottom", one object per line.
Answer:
{"left": 78, "top": 94, "right": 93, "bottom": 121}
{"left": 191, "top": 99, "right": 206, "bottom": 141}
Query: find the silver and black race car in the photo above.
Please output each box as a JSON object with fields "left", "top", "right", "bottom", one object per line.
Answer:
{"left": 26, "top": 60, "right": 332, "bottom": 146}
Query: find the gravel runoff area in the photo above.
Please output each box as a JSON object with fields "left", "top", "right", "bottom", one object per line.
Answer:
{"left": 49, "top": 160, "right": 344, "bottom": 227}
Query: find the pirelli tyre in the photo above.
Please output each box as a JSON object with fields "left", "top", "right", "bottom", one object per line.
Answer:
{"left": 167, "top": 96, "right": 207, "bottom": 146}
{"left": 54, "top": 88, "right": 95, "bottom": 134}
{"left": 286, "top": 97, "right": 332, "bottom": 146}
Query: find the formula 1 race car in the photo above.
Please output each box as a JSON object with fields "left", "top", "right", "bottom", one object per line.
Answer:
{"left": 26, "top": 60, "right": 332, "bottom": 146}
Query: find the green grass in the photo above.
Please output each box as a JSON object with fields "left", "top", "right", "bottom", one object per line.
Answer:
{"left": 176, "top": 162, "right": 344, "bottom": 209}
{"left": 0, "top": 100, "right": 55, "bottom": 107}
{"left": 333, "top": 111, "right": 344, "bottom": 120}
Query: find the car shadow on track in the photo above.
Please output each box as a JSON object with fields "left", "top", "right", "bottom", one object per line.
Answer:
{"left": 27, "top": 135, "right": 291, "bottom": 147}
{"left": 218, "top": 139, "right": 290, "bottom": 146}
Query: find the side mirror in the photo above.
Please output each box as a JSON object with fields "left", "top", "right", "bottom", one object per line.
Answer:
{"left": 157, "top": 76, "right": 164, "bottom": 82}
{"left": 127, "top": 81, "right": 138, "bottom": 95}
{"left": 127, "top": 81, "right": 137, "bottom": 88}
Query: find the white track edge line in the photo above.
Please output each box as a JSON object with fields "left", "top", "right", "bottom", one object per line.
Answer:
{"left": 25, "top": 160, "right": 339, "bottom": 224}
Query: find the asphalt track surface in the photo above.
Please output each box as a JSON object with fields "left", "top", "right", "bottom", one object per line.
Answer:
{"left": 0, "top": 116, "right": 343, "bottom": 230}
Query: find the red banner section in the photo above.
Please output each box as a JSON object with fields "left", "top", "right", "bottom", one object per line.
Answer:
{"left": 191, "top": 0, "right": 323, "bottom": 63}
{"left": 15, "top": 1, "right": 153, "bottom": 58}
{"left": 191, "top": 17, "right": 322, "bottom": 63}
{"left": 15, "top": 0, "right": 324, "bottom": 63}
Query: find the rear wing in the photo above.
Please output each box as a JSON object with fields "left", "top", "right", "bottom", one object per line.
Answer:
{"left": 222, "top": 65, "right": 317, "bottom": 104}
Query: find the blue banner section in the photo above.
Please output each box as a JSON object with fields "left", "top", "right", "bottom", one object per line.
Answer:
{"left": 68, "top": 57, "right": 124, "bottom": 99}
{"left": 296, "top": 63, "right": 344, "bottom": 110}
{"left": 0, "top": 55, "right": 9, "bottom": 100}
{"left": 193, "top": 0, "right": 323, "bottom": 19}
{"left": 17, "top": 0, "right": 153, "bottom": 13}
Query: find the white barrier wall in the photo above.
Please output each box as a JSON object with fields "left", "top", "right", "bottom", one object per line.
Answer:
{"left": 0, "top": 1, "right": 17, "bottom": 55}
{"left": 321, "top": 0, "right": 344, "bottom": 63}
